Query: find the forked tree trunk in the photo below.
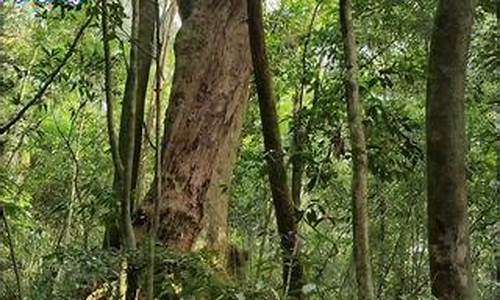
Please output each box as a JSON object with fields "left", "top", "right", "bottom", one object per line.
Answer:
{"left": 247, "top": 0, "right": 305, "bottom": 298}
{"left": 339, "top": 0, "right": 374, "bottom": 299}
{"left": 135, "top": 1, "right": 178, "bottom": 224}
{"left": 134, "top": 0, "right": 252, "bottom": 253}
{"left": 426, "top": 0, "right": 475, "bottom": 299}
{"left": 103, "top": 0, "right": 156, "bottom": 249}
{"left": 117, "top": 0, "right": 156, "bottom": 213}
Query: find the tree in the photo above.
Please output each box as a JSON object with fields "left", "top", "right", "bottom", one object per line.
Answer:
{"left": 339, "top": 0, "right": 375, "bottom": 299}
{"left": 116, "top": 0, "right": 155, "bottom": 213}
{"left": 134, "top": 0, "right": 252, "bottom": 255}
{"left": 247, "top": 0, "right": 305, "bottom": 298}
{"left": 145, "top": 0, "right": 163, "bottom": 298}
{"left": 103, "top": 0, "right": 156, "bottom": 249}
{"left": 2, "top": 0, "right": 499, "bottom": 298}
{"left": 102, "top": 0, "right": 142, "bottom": 297}
{"left": 494, "top": 2, "right": 500, "bottom": 298}
{"left": 426, "top": 0, "right": 475, "bottom": 299}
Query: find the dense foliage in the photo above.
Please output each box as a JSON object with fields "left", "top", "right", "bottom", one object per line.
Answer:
{"left": 0, "top": 0, "right": 498, "bottom": 299}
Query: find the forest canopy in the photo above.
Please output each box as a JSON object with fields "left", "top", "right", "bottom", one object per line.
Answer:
{"left": 0, "top": 0, "right": 498, "bottom": 299}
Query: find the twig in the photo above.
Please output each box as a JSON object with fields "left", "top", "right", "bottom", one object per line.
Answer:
{"left": 297, "top": 0, "right": 323, "bottom": 108}
{"left": 52, "top": 105, "right": 85, "bottom": 193}
{"left": 5, "top": 117, "right": 46, "bottom": 167}
{"left": 142, "top": 120, "right": 157, "bottom": 151}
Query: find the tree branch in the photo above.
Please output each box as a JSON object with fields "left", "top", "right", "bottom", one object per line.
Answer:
{"left": 0, "top": 16, "right": 94, "bottom": 135}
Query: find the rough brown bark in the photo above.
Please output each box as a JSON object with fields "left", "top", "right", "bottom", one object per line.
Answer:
{"left": 426, "top": 0, "right": 475, "bottom": 299}
{"left": 247, "top": 0, "right": 304, "bottom": 298}
{"left": 339, "top": 0, "right": 374, "bottom": 299}
{"left": 134, "top": 0, "right": 252, "bottom": 252}
{"left": 194, "top": 94, "right": 248, "bottom": 254}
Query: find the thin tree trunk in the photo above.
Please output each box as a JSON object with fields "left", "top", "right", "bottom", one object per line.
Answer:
{"left": 121, "top": 2, "right": 142, "bottom": 299}
{"left": 134, "top": 2, "right": 177, "bottom": 222}
{"left": 426, "top": 0, "right": 475, "bottom": 299}
{"left": 247, "top": 1, "right": 304, "bottom": 298}
{"left": 339, "top": 0, "right": 374, "bottom": 299}
{"left": 58, "top": 120, "right": 83, "bottom": 249}
{"left": 103, "top": 0, "right": 138, "bottom": 252}
{"left": 291, "top": 93, "right": 305, "bottom": 209}
{"left": 101, "top": 0, "right": 124, "bottom": 250}
{"left": 120, "top": 0, "right": 140, "bottom": 254}
{"left": 134, "top": 0, "right": 252, "bottom": 254}
{"left": 146, "top": 0, "right": 163, "bottom": 298}
{"left": 104, "top": 0, "right": 156, "bottom": 250}
{"left": 102, "top": 0, "right": 123, "bottom": 178}
{"left": 1, "top": 207, "right": 22, "bottom": 300}
{"left": 117, "top": 0, "right": 156, "bottom": 213}
{"left": 53, "top": 118, "right": 83, "bottom": 286}
{"left": 495, "top": 2, "right": 500, "bottom": 299}
{"left": 102, "top": 1, "right": 137, "bottom": 298}
{"left": 139, "top": 0, "right": 176, "bottom": 208}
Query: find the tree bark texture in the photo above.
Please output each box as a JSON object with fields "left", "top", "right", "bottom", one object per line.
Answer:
{"left": 247, "top": 0, "right": 305, "bottom": 298}
{"left": 426, "top": 0, "right": 475, "bottom": 299}
{"left": 134, "top": 0, "right": 252, "bottom": 253}
{"left": 339, "top": 0, "right": 375, "bottom": 299}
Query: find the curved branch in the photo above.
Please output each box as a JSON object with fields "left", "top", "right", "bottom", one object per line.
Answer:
{"left": 0, "top": 16, "right": 94, "bottom": 135}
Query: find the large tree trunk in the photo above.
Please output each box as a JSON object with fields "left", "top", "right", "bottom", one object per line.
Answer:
{"left": 426, "top": 0, "right": 475, "bottom": 299}
{"left": 339, "top": 0, "right": 374, "bottom": 299}
{"left": 247, "top": 1, "right": 305, "bottom": 298}
{"left": 134, "top": 0, "right": 252, "bottom": 253}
